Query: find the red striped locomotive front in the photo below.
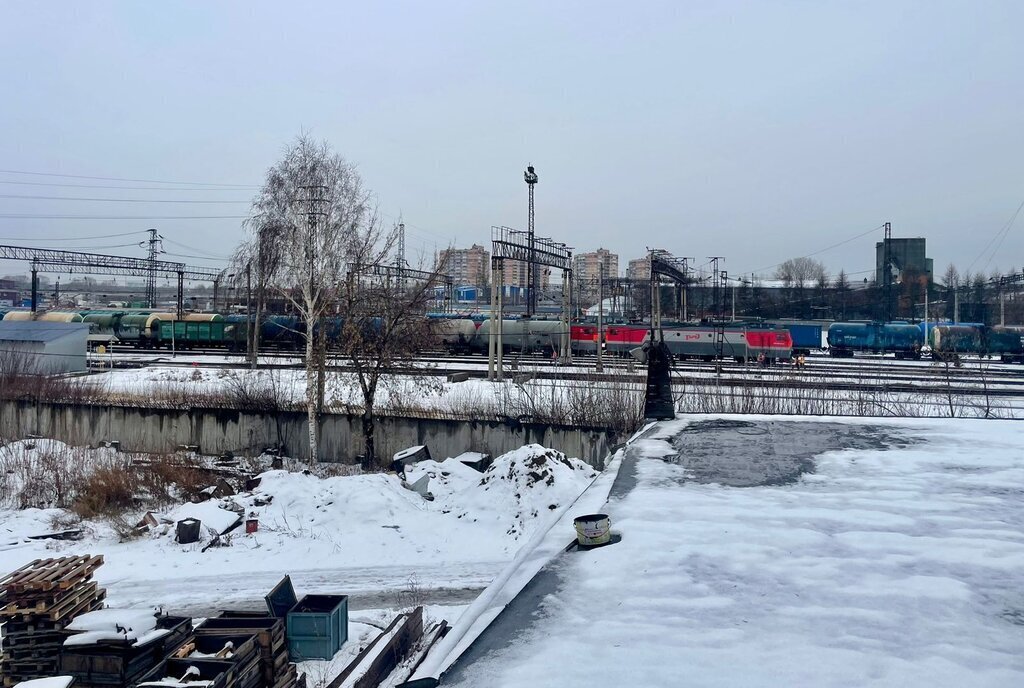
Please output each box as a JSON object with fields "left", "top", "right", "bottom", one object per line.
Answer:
{"left": 746, "top": 329, "right": 793, "bottom": 362}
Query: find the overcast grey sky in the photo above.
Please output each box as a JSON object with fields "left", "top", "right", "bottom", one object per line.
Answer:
{"left": 1, "top": 1, "right": 1022, "bottom": 282}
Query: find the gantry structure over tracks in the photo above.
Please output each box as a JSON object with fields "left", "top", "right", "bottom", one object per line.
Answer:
{"left": 0, "top": 244, "right": 224, "bottom": 315}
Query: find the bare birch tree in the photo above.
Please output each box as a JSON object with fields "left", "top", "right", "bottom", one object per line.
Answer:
{"left": 237, "top": 135, "right": 373, "bottom": 462}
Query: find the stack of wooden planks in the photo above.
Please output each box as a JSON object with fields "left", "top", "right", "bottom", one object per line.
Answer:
{"left": 0, "top": 556, "right": 106, "bottom": 687}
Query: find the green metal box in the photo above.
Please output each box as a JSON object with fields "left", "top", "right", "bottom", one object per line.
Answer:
{"left": 266, "top": 575, "right": 348, "bottom": 661}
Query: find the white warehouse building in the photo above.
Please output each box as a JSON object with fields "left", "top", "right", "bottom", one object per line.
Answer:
{"left": 0, "top": 321, "right": 89, "bottom": 374}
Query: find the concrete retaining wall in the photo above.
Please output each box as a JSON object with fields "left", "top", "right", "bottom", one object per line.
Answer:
{"left": 0, "top": 400, "right": 620, "bottom": 467}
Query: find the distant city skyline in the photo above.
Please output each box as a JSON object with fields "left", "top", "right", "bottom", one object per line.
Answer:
{"left": 1, "top": 2, "right": 1022, "bottom": 283}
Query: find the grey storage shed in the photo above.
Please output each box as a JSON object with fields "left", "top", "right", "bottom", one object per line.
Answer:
{"left": 0, "top": 321, "right": 89, "bottom": 374}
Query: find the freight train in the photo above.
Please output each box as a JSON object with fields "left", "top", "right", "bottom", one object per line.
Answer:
{"left": 826, "top": 322, "right": 924, "bottom": 359}
{"left": 2, "top": 308, "right": 803, "bottom": 363}
{"left": 928, "top": 324, "right": 1024, "bottom": 362}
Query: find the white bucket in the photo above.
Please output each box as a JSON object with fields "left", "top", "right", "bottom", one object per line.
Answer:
{"left": 573, "top": 513, "right": 611, "bottom": 546}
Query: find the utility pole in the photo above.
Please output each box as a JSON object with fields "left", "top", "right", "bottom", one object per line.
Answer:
{"left": 883, "top": 221, "right": 892, "bottom": 322}
{"left": 999, "top": 280, "right": 1006, "bottom": 326}
{"left": 954, "top": 287, "right": 960, "bottom": 324}
{"left": 524, "top": 165, "right": 538, "bottom": 318}
{"left": 395, "top": 222, "right": 406, "bottom": 286}
{"left": 560, "top": 268, "right": 573, "bottom": 362}
{"left": 682, "top": 257, "right": 693, "bottom": 322}
{"left": 731, "top": 279, "right": 737, "bottom": 321}
{"left": 30, "top": 261, "right": 38, "bottom": 312}
{"left": 924, "top": 280, "right": 929, "bottom": 347}
{"left": 597, "top": 261, "right": 605, "bottom": 373}
{"left": 246, "top": 263, "right": 253, "bottom": 364}
{"left": 299, "top": 184, "right": 329, "bottom": 417}
{"left": 708, "top": 257, "right": 725, "bottom": 375}
{"left": 707, "top": 258, "right": 724, "bottom": 319}
{"left": 145, "top": 228, "right": 162, "bottom": 309}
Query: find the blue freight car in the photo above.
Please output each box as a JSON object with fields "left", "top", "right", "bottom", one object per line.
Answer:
{"left": 827, "top": 322, "right": 923, "bottom": 359}
{"left": 765, "top": 321, "right": 823, "bottom": 355}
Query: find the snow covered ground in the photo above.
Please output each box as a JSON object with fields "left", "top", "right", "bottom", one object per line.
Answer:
{"left": 443, "top": 415, "right": 1024, "bottom": 687}
{"left": 0, "top": 444, "right": 597, "bottom": 617}
{"left": 83, "top": 354, "right": 1024, "bottom": 421}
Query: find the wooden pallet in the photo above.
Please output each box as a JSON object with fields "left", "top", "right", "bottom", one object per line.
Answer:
{"left": 1, "top": 581, "right": 102, "bottom": 619}
{"left": 0, "top": 555, "right": 103, "bottom": 595}
{"left": 2, "top": 593, "right": 105, "bottom": 633}
{"left": 0, "top": 646, "right": 64, "bottom": 662}
{"left": 0, "top": 629, "right": 66, "bottom": 646}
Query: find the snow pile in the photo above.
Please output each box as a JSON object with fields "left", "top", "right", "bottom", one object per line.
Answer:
{"left": 455, "top": 445, "right": 598, "bottom": 539}
{"left": 163, "top": 500, "right": 242, "bottom": 537}
{"left": 64, "top": 608, "right": 167, "bottom": 647}
{"left": 14, "top": 678, "right": 75, "bottom": 688}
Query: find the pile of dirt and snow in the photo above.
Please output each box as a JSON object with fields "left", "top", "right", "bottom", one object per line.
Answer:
{"left": 408, "top": 444, "right": 599, "bottom": 539}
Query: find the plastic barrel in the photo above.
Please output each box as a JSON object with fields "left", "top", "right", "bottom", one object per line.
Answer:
{"left": 573, "top": 513, "right": 611, "bottom": 546}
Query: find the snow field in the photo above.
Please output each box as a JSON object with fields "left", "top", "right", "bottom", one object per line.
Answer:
{"left": 0, "top": 444, "right": 597, "bottom": 615}
{"left": 449, "top": 417, "right": 1024, "bottom": 687}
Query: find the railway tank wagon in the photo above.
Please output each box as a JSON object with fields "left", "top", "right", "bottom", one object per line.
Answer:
{"left": 827, "top": 322, "right": 923, "bottom": 359}
{"left": 428, "top": 317, "right": 478, "bottom": 354}
{"left": 927, "top": 324, "right": 1024, "bottom": 362}
{"left": 3, "top": 311, "right": 85, "bottom": 323}
{"left": 987, "top": 326, "right": 1024, "bottom": 363}
{"left": 929, "top": 325, "right": 983, "bottom": 360}
{"left": 474, "top": 319, "right": 563, "bottom": 355}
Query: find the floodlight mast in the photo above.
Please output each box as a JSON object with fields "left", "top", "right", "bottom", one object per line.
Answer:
{"left": 524, "top": 164, "right": 538, "bottom": 317}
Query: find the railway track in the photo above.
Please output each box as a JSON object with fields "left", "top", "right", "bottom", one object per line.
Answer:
{"left": 94, "top": 352, "right": 1024, "bottom": 399}
{"left": 106, "top": 344, "right": 1024, "bottom": 374}
{"left": 104, "top": 344, "right": 1024, "bottom": 383}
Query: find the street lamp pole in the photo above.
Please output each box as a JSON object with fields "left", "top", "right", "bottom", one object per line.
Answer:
{"left": 524, "top": 165, "right": 538, "bottom": 318}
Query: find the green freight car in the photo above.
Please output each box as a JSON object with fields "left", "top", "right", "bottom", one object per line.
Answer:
{"left": 157, "top": 316, "right": 239, "bottom": 350}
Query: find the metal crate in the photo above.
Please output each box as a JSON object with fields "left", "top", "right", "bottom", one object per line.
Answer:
{"left": 265, "top": 576, "right": 348, "bottom": 661}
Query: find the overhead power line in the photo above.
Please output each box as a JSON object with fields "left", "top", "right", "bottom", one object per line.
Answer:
{"left": 967, "top": 196, "right": 1024, "bottom": 274}
{"left": 0, "top": 194, "right": 249, "bottom": 203}
{"left": 0, "top": 169, "right": 257, "bottom": 188}
{"left": 163, "top": 252, "right": 228, "bottom": 263}
{"left": 161, "top": 238, "right": 231, "bottom": 259}
{"left": 0, "top": 230, "right": 148, "bottom": 241}
{"left": 0, "top": 214, "right": 247, "bottom": 220}
{"left": 0, "top": 179, "right": 259, "bottom": 191}
{"left": 744, "top": 224, "right": 885, "bottom": 276}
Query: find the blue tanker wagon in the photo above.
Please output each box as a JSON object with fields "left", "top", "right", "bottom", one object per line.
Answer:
{"left": 827, "top": 322, "right": 923, "bottom": 359}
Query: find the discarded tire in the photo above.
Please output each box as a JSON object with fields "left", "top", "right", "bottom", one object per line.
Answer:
{"left": 573, "top": 513, "right": 611, "bottom": 546}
